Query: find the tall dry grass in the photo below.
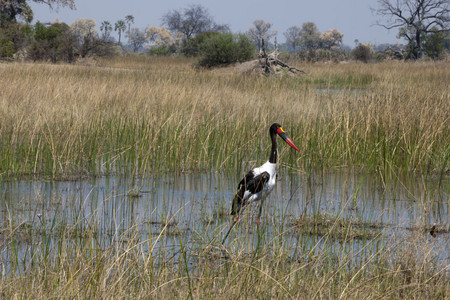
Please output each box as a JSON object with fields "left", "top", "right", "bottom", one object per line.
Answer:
{"left": 0, "top": 57, "right": 449, "bottom": 179}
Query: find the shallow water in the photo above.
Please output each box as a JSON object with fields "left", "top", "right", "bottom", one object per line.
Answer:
{"left": 1, "top": 171, "right": 449, "bottom": 272}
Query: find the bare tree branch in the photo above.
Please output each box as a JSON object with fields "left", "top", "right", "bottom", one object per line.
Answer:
{"left": 373, "top": 0, "right": 449, "bottom": 58}
{"left": 161, "top": 4, "right": 228, "bottom": 40}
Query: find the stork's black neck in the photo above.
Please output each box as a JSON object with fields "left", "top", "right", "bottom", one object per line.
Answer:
{"left": 269, "top": 131, "right": 277, "bottom": 164}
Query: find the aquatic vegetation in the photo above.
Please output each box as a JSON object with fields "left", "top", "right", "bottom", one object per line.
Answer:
{"left": 0, "top": 173, "right": 448, "bottom": 299}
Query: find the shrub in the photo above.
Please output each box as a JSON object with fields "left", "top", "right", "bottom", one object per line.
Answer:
{"left": 197, "top": 33, "right": 255, "bottom": 68}
{"left": 423, "top": 28, "right": 446, "bottom": 60}
{"left": 351, "top": 44, "right": 373, "bottom": 63}
{"left": 30, "top": 22, "right": 77, "bottom": 63}
{"left": 148, "top": 44, "right": 177, "bottom": 56}
{"left": 0, "top": 37, "right": 14, "bottom": 58}
{"left": 0, "top": 22, "right": 32, "bottom": 58}
{"left": 182, "top": 31, "right": 220, "bottom": 57}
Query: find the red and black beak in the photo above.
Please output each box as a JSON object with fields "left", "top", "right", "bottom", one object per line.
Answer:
{"left": 277, "top": 127, "right": 299, "bottom": 151}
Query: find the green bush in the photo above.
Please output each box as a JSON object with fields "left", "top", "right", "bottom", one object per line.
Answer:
{"left": 148, "top": 44, "right": 177, "bottom": 56}
{"left": 423, "top": 28, "right": 446, "bottom": 60}
{"left": 30, "top": 22, "right": 77, "bottom": 62}
{"left": 182, "top": 31, "right": 220, "bottom": 57}
{"left": 0, "top": 37, "right": 14, "bottom": 58}
{"left": 0, "top": 22, "right": 33, "bottom": 58}
{"left": 197, "top": 33, "right": 255, "bottom": 68}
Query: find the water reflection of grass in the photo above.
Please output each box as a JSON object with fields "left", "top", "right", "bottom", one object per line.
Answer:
{"left": 0, "top": 58, "right": 448, "bottom": 179}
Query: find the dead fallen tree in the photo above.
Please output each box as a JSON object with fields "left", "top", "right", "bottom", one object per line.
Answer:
{"left": 236, "top": 38, "right": 305, "bottom": 75}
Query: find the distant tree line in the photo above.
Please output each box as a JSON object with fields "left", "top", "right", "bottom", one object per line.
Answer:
{"left": 1, "top": 1, "right": 448, "bottom": 64}
{"left": 0, "top": 0, "right": 117, "bottom": 61}
{"left": 0, "top": 17, "right": 118, "bottom": 61}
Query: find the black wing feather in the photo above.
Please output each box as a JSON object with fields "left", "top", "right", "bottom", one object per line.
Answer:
{"left": 231, "top": 171, "right": 270, "bottom": 216}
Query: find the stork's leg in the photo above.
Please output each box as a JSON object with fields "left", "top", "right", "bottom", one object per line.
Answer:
{"left": 224, "top": 206, "right": 247, "bottom": 245}
{"left": 233, "top": 202, "right": 249, "bottom": 223}
{"left": 256, "top": 200, "right": 264, "bottom": 226}
{"left": 222, "top": 220, "right": 237, "bottom": 245}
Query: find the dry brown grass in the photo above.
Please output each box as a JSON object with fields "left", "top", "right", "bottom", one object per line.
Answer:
{"left": 0, "top": 58, "right": 448, "bottom": 178}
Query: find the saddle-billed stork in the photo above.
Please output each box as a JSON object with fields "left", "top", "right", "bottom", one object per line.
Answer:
{"left": 222, "top": 123, "right": 298, "bottom": 244}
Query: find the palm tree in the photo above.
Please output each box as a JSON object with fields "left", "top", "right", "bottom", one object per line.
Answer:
{"left": 100, "top": 21, "right": 112, "bottom": 40}
{"left": 125, "top": 15, "right": 134, "bottom": 43}
{"left": 115, "top": 20, "right": 126, "bottom": 44}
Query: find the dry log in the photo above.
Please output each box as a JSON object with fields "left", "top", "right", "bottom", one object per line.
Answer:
{"left": 258, "top": 38, "right": 305, "bottom": 75}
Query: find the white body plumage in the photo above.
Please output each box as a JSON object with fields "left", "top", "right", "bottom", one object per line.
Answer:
{"left": 243, "top": 161, "right": 277, "bottom": 204}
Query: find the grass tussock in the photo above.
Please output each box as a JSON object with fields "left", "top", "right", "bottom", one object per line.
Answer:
{"left": 291, "top": 213, "right": 383, "bottom": 240}
{"left": 0, "top": 57, "right": 449, "bottom": 179}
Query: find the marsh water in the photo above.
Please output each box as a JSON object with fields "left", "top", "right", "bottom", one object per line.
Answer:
{"left": 1, "top": 170, "right": 449, "bottom": 273}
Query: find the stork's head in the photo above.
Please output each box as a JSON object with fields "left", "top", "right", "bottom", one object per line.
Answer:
{"left": 270, "top": 123, "right": 299, "bottom": 151}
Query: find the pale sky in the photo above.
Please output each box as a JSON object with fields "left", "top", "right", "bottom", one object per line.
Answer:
{"left": 29, "top": 0, "right": 401, "bottom": 47}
